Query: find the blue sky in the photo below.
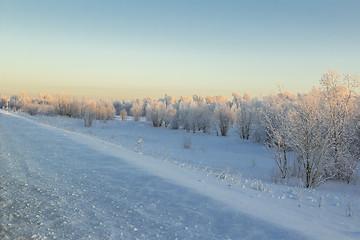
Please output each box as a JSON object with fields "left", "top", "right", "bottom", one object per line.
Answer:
{"left": 1, "top": 0, "right": 359, "bottom": 100}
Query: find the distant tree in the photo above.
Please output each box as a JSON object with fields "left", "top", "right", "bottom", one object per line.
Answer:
{"left": 120, "top": 108, "right": 127, "bottom": 121}
{"left": 146, "top": 101, "right": 165, "bottom": 127}
{"left": 213, "top": 103, "right": 235, "bottom": 136}
{"left": 37, "top": 93, "right": 53, "bottom": 104}
{"left": 233, "top": 92, "right": 254, "bottom": 140}
{"left": 130, "top": 100, "right": 144, "bottom": 121}
{"left": 81, "top": 100, "right": 96, "bottom": 127}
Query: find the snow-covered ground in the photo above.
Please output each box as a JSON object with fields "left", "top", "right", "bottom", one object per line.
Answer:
{"left": 0, "top": 110, "right": 359, "bottom": 239}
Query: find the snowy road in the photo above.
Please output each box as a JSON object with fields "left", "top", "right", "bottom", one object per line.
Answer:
{"left": 0, "top": 112, "right": 308, "bottom": 239}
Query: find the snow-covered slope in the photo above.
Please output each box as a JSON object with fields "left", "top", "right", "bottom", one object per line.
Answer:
{"left": 0, "top": 110, "right": 359, "bottom": 239}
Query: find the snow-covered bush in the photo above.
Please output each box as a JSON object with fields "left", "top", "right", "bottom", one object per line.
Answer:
{"left": 82, "top": 105, "right": 96, "bottom": 127}
{"left": 233, "top": 92, "right": 254, "bottom": 140}
{"left": 287, "top": 89, "right": 329, "bottom": 187}
{"left": 213, "top": 103, "right": 235, "bottom": 136}
{"left": 145, "top": 101, "right": 177, "bottom": 127}
{"left": 146, "top": 101, "right": 165, "bottom": 127}
{"left": 19, "top": 94, "right": 56, "bottom": 116}
{"left": 53, "top": 94, "right": 81, "bottom": 118}
{"left": 169, "top": 111, "right": 180, "bottom": 129}
{"left": 0, "top": 95, "right": 8, "bottom": 109}
{"left": 8, "top": 91, "right": 30, "bottom": 110}
{"left": 37, "top": 93, "right": 53, "bottom": 105}
{"left": 261, "top": 92, "right": 295, "bottom": 179}
{"left": 177, "top": 101, "right": 195, "bottom": 132}
{"left": 22, "top": 102, "right": 39, "bottom": 116}
{"left": 193, "top": 103, "right": 213, "bottom": 133}
{"left": 130, "top": 101, "right": 143, "bottom": 121}
{"left": 95, "top": 100, "right": 115, "bottom": 121}
{"left": 120, "top": 108, "right": 127, "bottom": 121}
{"left": 80, "top": 99, "right": 115, "bottom": 127}
{"left": 162, "top": 104, "right": 177, "bottom": 127}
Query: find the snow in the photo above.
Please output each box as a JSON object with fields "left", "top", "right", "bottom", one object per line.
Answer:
{"left": 0, "top": 110, "right": 359, "bottom": 239}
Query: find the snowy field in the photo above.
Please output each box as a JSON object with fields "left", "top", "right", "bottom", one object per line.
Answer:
{"left": 0, "top": 109, "right": 359, "bottom": 239}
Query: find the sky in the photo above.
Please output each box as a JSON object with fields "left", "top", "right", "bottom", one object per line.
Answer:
{"left": 0, "top": 0, "right": 359, "bottom": 100}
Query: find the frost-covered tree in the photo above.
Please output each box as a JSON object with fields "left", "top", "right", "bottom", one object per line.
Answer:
{"left": 37, "top": 93, "right": 53, "bottom": 105}
{"left": 145, "top": 101, "right": 176, "bottom": 127}
{"left": 120, "top": 108, "right": 127, "bottom": 121}
{"left": 161, "top": 93, "right": 177, "bottom": 107}
{"left": 233, "top": 92, "right": 254, "bottom": 140}
{"left": 130, "top": 100, "right": 144, "bottom": 121}
{"left": 95, "top": 100, "right": 115, "bottom": 121}
{"left": 262, "top": 91, "right": 295, "bottom": 179}
{"left": 213, "top": 103, "right": 235, "bottom": 136}
{"left": 194, "top": 103, "right": 213, "bottom": 133}
{"left": 53, "top": 94, "right": 81, "bottom": 118}
{"left": 81, "top": 100, "right": 96, "bottom": 127}
{"left": 146, "top": 101, "right": 165, "bottom": 127}
{"left": 320, "top": 68, "right": 359, "bottom": 183}
{"left": 162, "top": 104, "right": 177, "bottom": 127}
{"left": 177, "top": 101, "right": 195, "bottom": 132}
{"left": 288, "top": 89, "right": 330, "bottom": 187}
{"left": 0, "top": 95, "right": 8, "bottom": 109}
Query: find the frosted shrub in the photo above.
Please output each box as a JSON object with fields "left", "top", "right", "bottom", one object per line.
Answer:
{"left": 22, "top": 102, "right": 39, "bottom": 115}
{"left": 0, "top": 95, "right": 8, "bottom": 109}
{"left": 162, "top": 105, "right": 177, "bottom": 127}
{"left": 213, "top": 103, "right": 235, "bottom": 136}
{"left": 169, "top": 111, "right": 180, "bottom": 129}
{"left": 130, "top": 101, "right": 143, "bottom": 121}
{"left": 146, "top": 101, "right": 165, "bottom": 127}
{"left": 54, "top": 94, "right": 81, "bottom": 118}
{"left": 38, "top": 104, "right": 56, "bottom": 116}
{"left": 320, "top": 69, "right": 359, "bottom": 183}
{"left": 194, "top": 103, "right": 213, "bottom": 133}
{"left": 81, "top": 100, "right": 96, "bottom": 127}
{"left": 120, "top": 108, "right": 127, "bottom": 121}
{"left": 346, "top": 201, "right": 353, "bottom": 217}
{"left": 261, "top": 92, "right": 295, "bottom": 180}
{"left": 146, "top": 101, "right": 176, "bottom": 127}
{"left": 20, "top": 96, "right": 56, "bottom": 116}
{"left": 95, "top": 100, "right": 115, "bottom": 121}
{"left": 177, "top": 102, "right": 195, "bottom": 132}
{"left": 37, "top": 93, "right": 53, "bottom": 104}
{"left": 233, "top": 92, "right": 254, "bottom": 140}
{"left": 83, "top": 106, "right": 96, "bottom": 127}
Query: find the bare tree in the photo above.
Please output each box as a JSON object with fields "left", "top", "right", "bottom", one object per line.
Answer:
{"left": 320, "top": 68, "right": 359, "bottom": 182}
{"left": 288, "top": 89, "right": 330, "bottom": 187}
{"left": 262, "top": 92, "right": 295, "bottom": 179}
{"left": 213, "top": 103, "right": 235, "bottom": 136}
{"left": 233, "top": 92, "right": 254, "bottom": 140}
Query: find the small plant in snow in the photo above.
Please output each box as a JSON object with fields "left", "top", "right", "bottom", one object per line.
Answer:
{"left": 182, "top": 135, "right": 192, "bottom": 149}
{"left": 217, "top": 168, "right": 230, "bottom": 181}
{"left": 318, "top": 196, "right": 324, "bottom": 210}
{"left": 251, "top": 179, "right": 265, "bottom": 191}
{"left": 251, "top": 155, "right": 256, "bottom": 169}
{"left": 133, "top": 138, "right": 143, "bottom": 154}
{"left": 346, "top": 201, "right": 353, "bottom": 217}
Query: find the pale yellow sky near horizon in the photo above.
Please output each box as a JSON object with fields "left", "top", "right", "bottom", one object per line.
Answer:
{"left": 1, "top": 1, "right": 359, "bottom": 101}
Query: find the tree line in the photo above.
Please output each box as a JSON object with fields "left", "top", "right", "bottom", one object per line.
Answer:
{"left": 1, "top": 68, "right": 359, "bottom": 187}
